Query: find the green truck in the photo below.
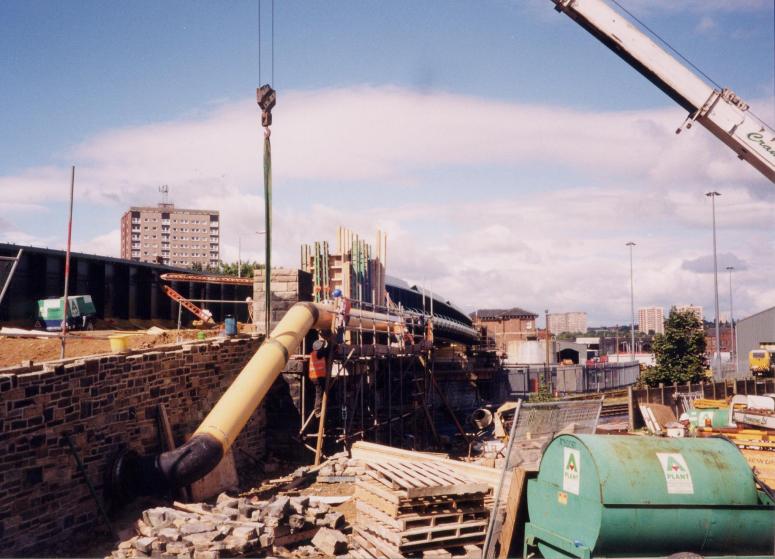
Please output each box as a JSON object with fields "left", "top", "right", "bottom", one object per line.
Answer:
{"left": 34, "top": 295, "right": 97, "bottom": 331}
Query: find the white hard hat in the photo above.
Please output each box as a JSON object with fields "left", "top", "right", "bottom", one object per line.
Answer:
{"left": 679, "top": 413, "right": 689, "bottom": 422}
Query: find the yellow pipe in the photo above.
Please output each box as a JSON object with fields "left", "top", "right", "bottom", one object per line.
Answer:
{"left": 194, "top": 301, "right": 402, "bottom": 451}
{"left": 113, "top": 300, "right": 407, "bottom": 500}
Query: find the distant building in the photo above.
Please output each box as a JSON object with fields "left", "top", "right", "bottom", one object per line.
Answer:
{"left": 735, "top": 306, "right": 775, "bottom": 374}
{"left": 120, "top": 204, "right": 220, "bottom": 268}
{"left": 547, "top": 311, "right": 588, "bottom": 334}
{"left": 638, "top": 307, "right": 664, "bottom": 335}
{"left": 674, "top": 304, "right": 703, "bottom": 322}
{"left": 472, "top": 307, "right": 539, "bottom": 352}
{"left": 705, "top": 325, "right": 734, "bottom": 355}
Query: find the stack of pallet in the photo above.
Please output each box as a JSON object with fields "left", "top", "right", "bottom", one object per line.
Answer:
{"left": 352, "top": 460, "right": 491, "bottom": 558}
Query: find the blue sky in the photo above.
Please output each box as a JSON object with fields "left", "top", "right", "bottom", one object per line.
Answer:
{"left": 1, "top": 0, "right": 773, "bottom": 325}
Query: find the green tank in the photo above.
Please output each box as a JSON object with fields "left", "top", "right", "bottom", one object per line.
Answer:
{"left": 525, "top": 434, "right": 774, "bottom": 558}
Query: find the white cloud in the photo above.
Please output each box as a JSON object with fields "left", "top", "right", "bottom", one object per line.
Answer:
{"left": 0, "top": 86, "right": 772, "bottom": 324}
{"left": 695, "top": 16, "right": 717, "bottom": 34}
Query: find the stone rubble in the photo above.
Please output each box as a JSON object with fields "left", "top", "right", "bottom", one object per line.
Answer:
{"left": 317, "top": 453, "right": 364, "bottom": 481}
{"left": 106, "top": 489, "right": 347, "bottom": 559}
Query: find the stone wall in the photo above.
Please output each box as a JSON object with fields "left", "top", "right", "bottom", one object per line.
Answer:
{"left": 0, "top": 336, "right": 267, "bottom": 556}
{"left": 253, "top": 268, "right": 313, "bottom": 334}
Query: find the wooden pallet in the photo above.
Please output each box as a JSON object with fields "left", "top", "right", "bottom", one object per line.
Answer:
{"left": 357, "top": 506, "right": 486, "bottom": 549}
{"left": 355, "top": 480, "right": 486, "bottom": 517}
{"left": 364, "top": 460, "right": 490, "bottom": 498}
{"left": 351, "top": 529, "right": 483, "bottom": 559}
{"left": 356, "top": 500, "right": 488, "bottom": 531}
{"left": 353, "top": 527, "right": 404, "bottom": 558}
{"left": 355, "top": 521, "right": 486, "bottom": 555}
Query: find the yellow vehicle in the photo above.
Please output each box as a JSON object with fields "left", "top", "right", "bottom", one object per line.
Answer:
{"left": 749, "top": 348, "right": 774, "bottom": 377}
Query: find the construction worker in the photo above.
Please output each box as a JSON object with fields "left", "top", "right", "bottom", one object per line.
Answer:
{"left": 309, "top": 339, "right": 329, "bottom": 416}
{"left": 425, "top": 317, "right": 434, "bottom": 344}
{"left": 331, "top": 288, "right": 351, "bottom": 344}
{"left": 402, "top": 327, "right": 414, "bottom": 349}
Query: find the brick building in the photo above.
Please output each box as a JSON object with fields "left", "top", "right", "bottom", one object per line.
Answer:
{"left": 705, "top": 325, "right": 734, "bottom": 354}
{"left": 120, "top": 203, "right": 220, "bottom": 268}
{"left": 472, "top": 307, "right": 539, "bottom": 351}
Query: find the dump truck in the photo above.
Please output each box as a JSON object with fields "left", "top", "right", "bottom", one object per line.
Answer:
{"left": 34, "top": 295, "right": 97, "bottom": 331}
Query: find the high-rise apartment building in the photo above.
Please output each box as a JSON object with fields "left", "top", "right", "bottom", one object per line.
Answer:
{"left": 638, "top": 306, "right": 664, "bottom": 334}
{"left": 674, "top": 304, "right": 704, "bottom": 323}
{"left": 547, "top": 311, "right": 588, "bottom": 334}
{"left": 120, "top": 203, "right": 220, "bottom": 268}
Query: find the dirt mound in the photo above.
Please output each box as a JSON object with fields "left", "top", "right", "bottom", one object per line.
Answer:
{"left": 0, "top": 329, "right": 215, "bottom": 369}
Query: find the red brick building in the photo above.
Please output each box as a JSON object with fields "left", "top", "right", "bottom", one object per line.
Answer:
{"left": 472, "top": 307, "right": 539, "bottom": 352}
{"left": 705, "top": 325, "right": 735, "bottom": 354}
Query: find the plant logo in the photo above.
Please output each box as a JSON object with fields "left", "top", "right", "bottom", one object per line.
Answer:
{"left": 562, "top": 447, "right": 580, "bottom": 495}
{"left": 656, "top": 452, "right": 694, "bottom": 494}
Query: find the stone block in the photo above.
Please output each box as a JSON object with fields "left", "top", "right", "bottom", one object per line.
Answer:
{"left": 134, "top": 537, "right": 156, "bottom": 554}
{"left": 180, "top": 522, "right": 216, "bottom": 536}
{"left": 311, "top": 527, "right": 348, "bottom": 556}
{"left": 231, "top": 526, "right": 256, "bottom": 540}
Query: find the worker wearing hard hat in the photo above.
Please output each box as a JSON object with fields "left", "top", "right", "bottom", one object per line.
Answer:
{"left": 309, "top": 339, "right": 329, "bottom": 416}
{"left": 331, "top": 288, "right": 351, "bottom": 344}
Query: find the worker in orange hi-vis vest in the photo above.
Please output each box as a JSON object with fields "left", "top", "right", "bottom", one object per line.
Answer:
{"left": 308, "top": 339, "right": 329, "bottom": 416}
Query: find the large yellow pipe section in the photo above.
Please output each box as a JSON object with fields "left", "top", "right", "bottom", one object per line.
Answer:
{"left": 114, "top": 300, "right": 406, "bottom": 499}
{"left": 194, "top": 300, "right": 402, "bottom": 452}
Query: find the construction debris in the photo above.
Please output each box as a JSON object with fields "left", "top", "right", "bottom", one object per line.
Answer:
{"left": 108, "top": 490, "right": 345, "bottom": 559}
{"left": 318, "top": 453, "right": 364, "bottom": 482}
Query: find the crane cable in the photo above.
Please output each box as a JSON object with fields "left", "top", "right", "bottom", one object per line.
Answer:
{"left": 609, "top": 0, "right": 772, "bottom": 126}
{"left": 257, "top": 0, "right": 276, "bottom": 337}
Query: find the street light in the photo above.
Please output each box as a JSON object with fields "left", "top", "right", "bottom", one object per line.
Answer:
{"left": 706, "top": 191, "right": 722, "bottom": 378}
{"left": 626, "top": 242, "right": 636, "bottom": 363}
{"left": 726, "top": 265, "right": 736, "bottom": 375}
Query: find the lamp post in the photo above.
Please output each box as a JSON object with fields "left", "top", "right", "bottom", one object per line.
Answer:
{"left": 545, "top": 309, "right": 551, "bottom": 365}
{"left": 726, "top": 265, "right": 736, "bottom": 375}
{"left": 626, "top": 242, "right": 636, "bottom": 363}
{"left": 706, "top": 191, "right": 722, "bottom": 378}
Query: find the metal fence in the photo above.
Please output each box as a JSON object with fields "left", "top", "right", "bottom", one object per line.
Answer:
{"left": 504, "top": 362, "right": 640, "bottom": 395}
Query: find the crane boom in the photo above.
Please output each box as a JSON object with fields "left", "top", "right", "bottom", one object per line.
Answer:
{"left": 551, "top": 0, "right": 775, "bottom": 183}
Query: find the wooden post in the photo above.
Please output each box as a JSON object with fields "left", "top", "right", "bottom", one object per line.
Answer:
{"left": 314, "top": 375, "right": 330, "bottom": 466}
{"left": 627, "top": 386, "right": 635, "bottom": 432}
{"left": 497, "top": 468, "right": 527, "bottom": 559}
{"left": 158, "top": 404, "right": 190, "bottom": 501}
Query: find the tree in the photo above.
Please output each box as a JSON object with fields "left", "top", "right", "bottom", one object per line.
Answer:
{"left": 641, "top": 308, "right": 707, "bottom": 386}
{"left": 219, "top": 261, "right": 264, "bottom": 277}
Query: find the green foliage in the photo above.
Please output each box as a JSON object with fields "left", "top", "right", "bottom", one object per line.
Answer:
{"left": 530, "top": 380, "right": 554, "bottom": 402}
{"left": 219, "top": 261, "right": 264, "bottom": 277}
{"left": 640, "top": 308, "right": 707, "bottom": 387}
{"left": 190, "top": 262, "right": 203, "bottom": 272}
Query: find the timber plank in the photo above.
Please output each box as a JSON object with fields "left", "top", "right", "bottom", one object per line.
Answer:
{"left": 375, "top": 461, "right": 427, "bottom": 489}
{"left": 385, "top": 461, "right": 435, "bottom": 488}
